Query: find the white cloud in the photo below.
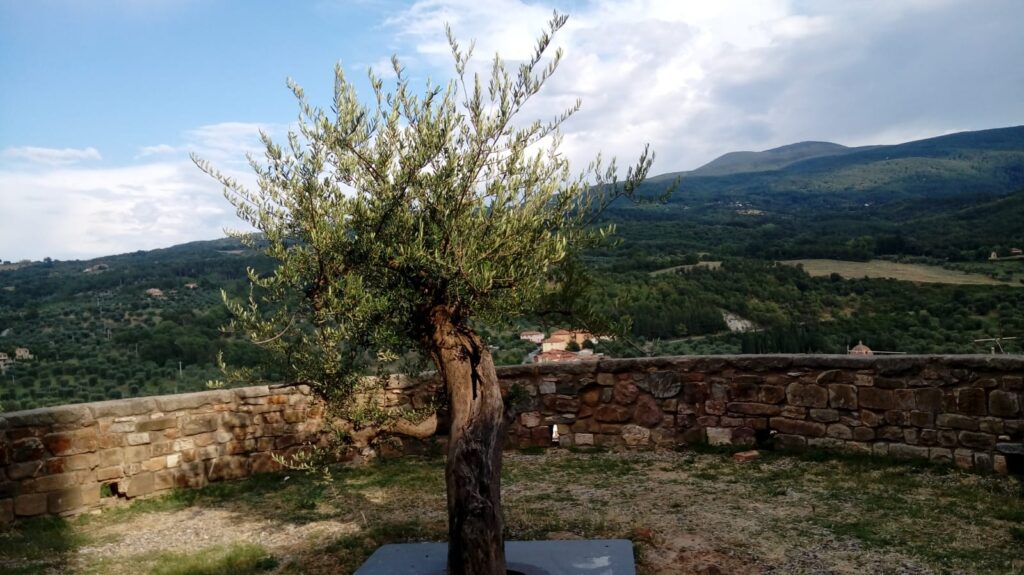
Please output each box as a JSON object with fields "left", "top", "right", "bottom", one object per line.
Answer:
{"left": 0, "top": 123, "right": 273, "bottom": 261}
{"left": 1, "top": 146, "right": 102, "bottom": 166}
{"left": 137, "top": 144, "right": 180, "bottom": 157}
{"left": 384, "top": 0, "right": 1024, "bottom": 172}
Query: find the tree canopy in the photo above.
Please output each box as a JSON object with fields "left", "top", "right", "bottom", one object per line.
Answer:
{"left": 194, "top": 12, "right": 655, "bottom": 407}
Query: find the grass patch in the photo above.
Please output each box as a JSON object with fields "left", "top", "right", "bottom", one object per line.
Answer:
{"left": 146, "top": 543, "right": 277, "bottom": 575}
{"left": 781, "top": 258, "right": 1020, "bottom": 286}
{"left": 4, "top": 450, "right": 1022, "bottom": 575}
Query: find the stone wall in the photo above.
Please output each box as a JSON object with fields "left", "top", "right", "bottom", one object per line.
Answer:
{"left": 0, "top": 384, "right": 326, "bottom": 523}
{"left": 2, "top": 355, "right": 1022, "bottom": 523}
{"left": 500, "top": 356, "right": 1023, "bottom": 474}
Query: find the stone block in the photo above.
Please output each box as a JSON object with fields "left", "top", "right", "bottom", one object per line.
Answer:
{"left": 858, "top": 388, "right": 894, "bottom": 411}
{"left": 520, "top": 412, "right": 543, "bottom": 428}
{"left": 955, "top": 388, "right": 987, "bottom": 416}
{"left": 64, "top": 453, "right": 98, "bottom": 471}
{"left": 894, "top": 389, "right": 916, "bottom": 410}
{"left": 0, "top": 499, "right": 11, "bottom": 525}
{"left": 729, "top": 381, "right": 759, "bottom": 402}
{"left": 207, "top": 455, "right": 249, "bottom": 482}
{"left": 14, "top": 493, "right": 47, "bottom": 516}
{"left": 612, "top": 381, "right": 639, "bottom": 405}
{"left": 12, "top": 437, "right": 45, "bottom": 462}
{"left": 125, "top": 472, "right": 155, "bottom": 498}
{"left": 918, "top": 429, "right": 938, "bottom": 446}
{"left": 1003, "top": 376, "right": 1023, "bottom": 391}
{"left": 596, "top": 373, "right": 615, "bottom": 387}
{"left": 126, "top": 432, "right": 151, "bottom": 446}
{"left": 953, "top": 449, "right": 973, "bottom": 469}
{"left": 809, "top": 409, "right": 839, "bottom": 423}
{"left": 889, "top": 443, "right": 929, "bottom": 460}
{"left": 621, "top": 424, "right": 651, "bottom": 447}
{"left": 727, "top": 402, "right": 781, "bottom": 416}
{"left": 989, "top": 390, "right": 1020, "bottom": 417}
{"left": 828, "top": 384, "right": 857, "bottom": 409}
{"left": 826, "top": 424, "right": 853, "bottom": 440}
{"left": 936, "top": 413, "right": 979, "bottom": 431}
{"left": 786, "top": 383, "right": 828, "bottom": 408}
{"left": 594, "top": 404, "right": 633, "bottom": 423}
{"left": 96, "top": 466, "right": 123, "bottom": 481}
{"left": 90, "top": 397, "right": 156, "bottom": 418}
{"left": 877, "top": 426, "right": 903, "bottom": 441}
{"left": 635, "top": 372, "right": 681, "bottom": 399}
{"left": 769, "top": 417, "right": 826, "bottom": 437}
{"left": 542, "top": 395, "right": 579, "bottom": 413}
{"left": 773, "top": 434, "right": 806, "bottom": 450}
{"left": 874, "top": 377, "right": 907, "bottom": 389}
{"left": 852, "top": 427, "right": 875, "bottom": 441}
{"left": 705, "top": 400, "right": 726, "bottom": 416}
{"left": 706, "top": 427, "right": 732, "bottom": 446}
{"left": 26, "top": 472, "right": 77, "bottom": 493}
{"left": 143, "top": 456, "right": 166, "bottom": 472}
{"left": 574, "top": 433, "right": 594, "bottom": 446}
{"left": 7, "top": 460, "right": 43, "bottom": 480}
{"left": 633, "top": 395, "right": 663, "bottom": 428}
{"left": 979, "top": 417, "right": 1004, "bottom": 434}
{"left": 579, "top": 386, "right": 602, "bottom": 407}
{"left": 914, "top": 388, "right": 943, "bottom": 412}
{"left": 780, "top": 405, "right": 806, "bottom": 419}
{"left": 137, "top": 417, "right": 177, "bottom": 432}
{"left": 759, "top": 385, "right": 787, "bottom": 404}
{"left": 909, "top": 411, "right": 933, "bottom": 428}
{"left": 47, "top": 486, "right": 88, "bottom": 514}
{"left": 958, "top": 431, "right": 996, "bottom": 450}
{"left": 99, "top": 448, "right": 123, "bottom": 467}
{"left": 538, "top": 381, "right": 556, "bottom": 395}
{"left": 182, "top": 415, "right": 219, "bottom": 436}
{"left": 681, "top": 382, "right": 707, "bottom": 403}
{"left": 125, "top": 445, "right": 150, "bottom": 463}
{"left": 884, "top": 410, "right": 907, "bottom": 426}
{"left": 234, "top": 386, "right": 270, "bottom": 399}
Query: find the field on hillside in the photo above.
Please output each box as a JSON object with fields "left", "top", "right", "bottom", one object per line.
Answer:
{"left": 783, "top": 259, "right": 1021, "bottom": 286}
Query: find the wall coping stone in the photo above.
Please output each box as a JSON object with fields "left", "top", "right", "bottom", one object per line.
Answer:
{"left": 2, "top": 355, "right": 1022, "bottom": 422}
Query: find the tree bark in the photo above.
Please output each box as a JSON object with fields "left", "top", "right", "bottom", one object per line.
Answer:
{"left": 429, "top": 306, "right": 507, "bottom": 575}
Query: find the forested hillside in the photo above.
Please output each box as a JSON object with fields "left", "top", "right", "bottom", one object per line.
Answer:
{"left": 0, "top": 240, "right": 279, "bottom": 410}
{"left": 2, "top": 126, "right": 1023, "bottom": 410}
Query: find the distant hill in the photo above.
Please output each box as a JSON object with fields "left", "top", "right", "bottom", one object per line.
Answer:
{"left": 688, "top": 141, "right": 867, "bottom": 177}
{"left": 643, "top": 125, "right": 1024, "bottom": 199}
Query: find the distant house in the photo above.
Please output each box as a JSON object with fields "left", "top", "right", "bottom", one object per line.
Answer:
{"left": 534, "top": 349, "right": 580, "bottom": 364}
{"left": 145, "top": 288, "right": 165, "bottom": 299}
{"left": 14, "top": 347, "right": 32, "bottom": 360}
{"left": 519, "top": 330, "right": 544, "bottom": 344}
{"left": 539, "top": 328, "right": 597, "bottom": 352}
{"left": 848, "top": 341, "right": 873, "bottom": 356}
{"left": 82, "top": 263, "right": 109, "bottom": 273}
{"left": 541, "top": 337, "right": 568, "bottom": 352}
{"left": 0, "top": 352, "right": 10, "bottom": 368}
{"left": 1012, "top": 248, "right": 1023, "bottom": 256}
{"left": 184, "top": 283, "right": 199, "bottom": 290}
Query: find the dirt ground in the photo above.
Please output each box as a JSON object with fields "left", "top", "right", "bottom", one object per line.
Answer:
{"left": 3, "top": 449, "right": 1023, "bottom": 575}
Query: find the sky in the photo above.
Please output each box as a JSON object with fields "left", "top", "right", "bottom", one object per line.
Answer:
{"left": 1, "top": 0, "right": 1023, "bottom": 261}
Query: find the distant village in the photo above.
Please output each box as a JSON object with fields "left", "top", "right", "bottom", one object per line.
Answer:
{"left": 518, "top": 329, "right": 605, "bottom": 364}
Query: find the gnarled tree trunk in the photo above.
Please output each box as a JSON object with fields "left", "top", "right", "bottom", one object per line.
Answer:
{"left": 429, "top": 306, "right": 507, "bottom": 575}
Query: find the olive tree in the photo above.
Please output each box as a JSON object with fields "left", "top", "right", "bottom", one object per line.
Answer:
{"left": 195, "top": 13, "right": 659, "bottom": 575}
